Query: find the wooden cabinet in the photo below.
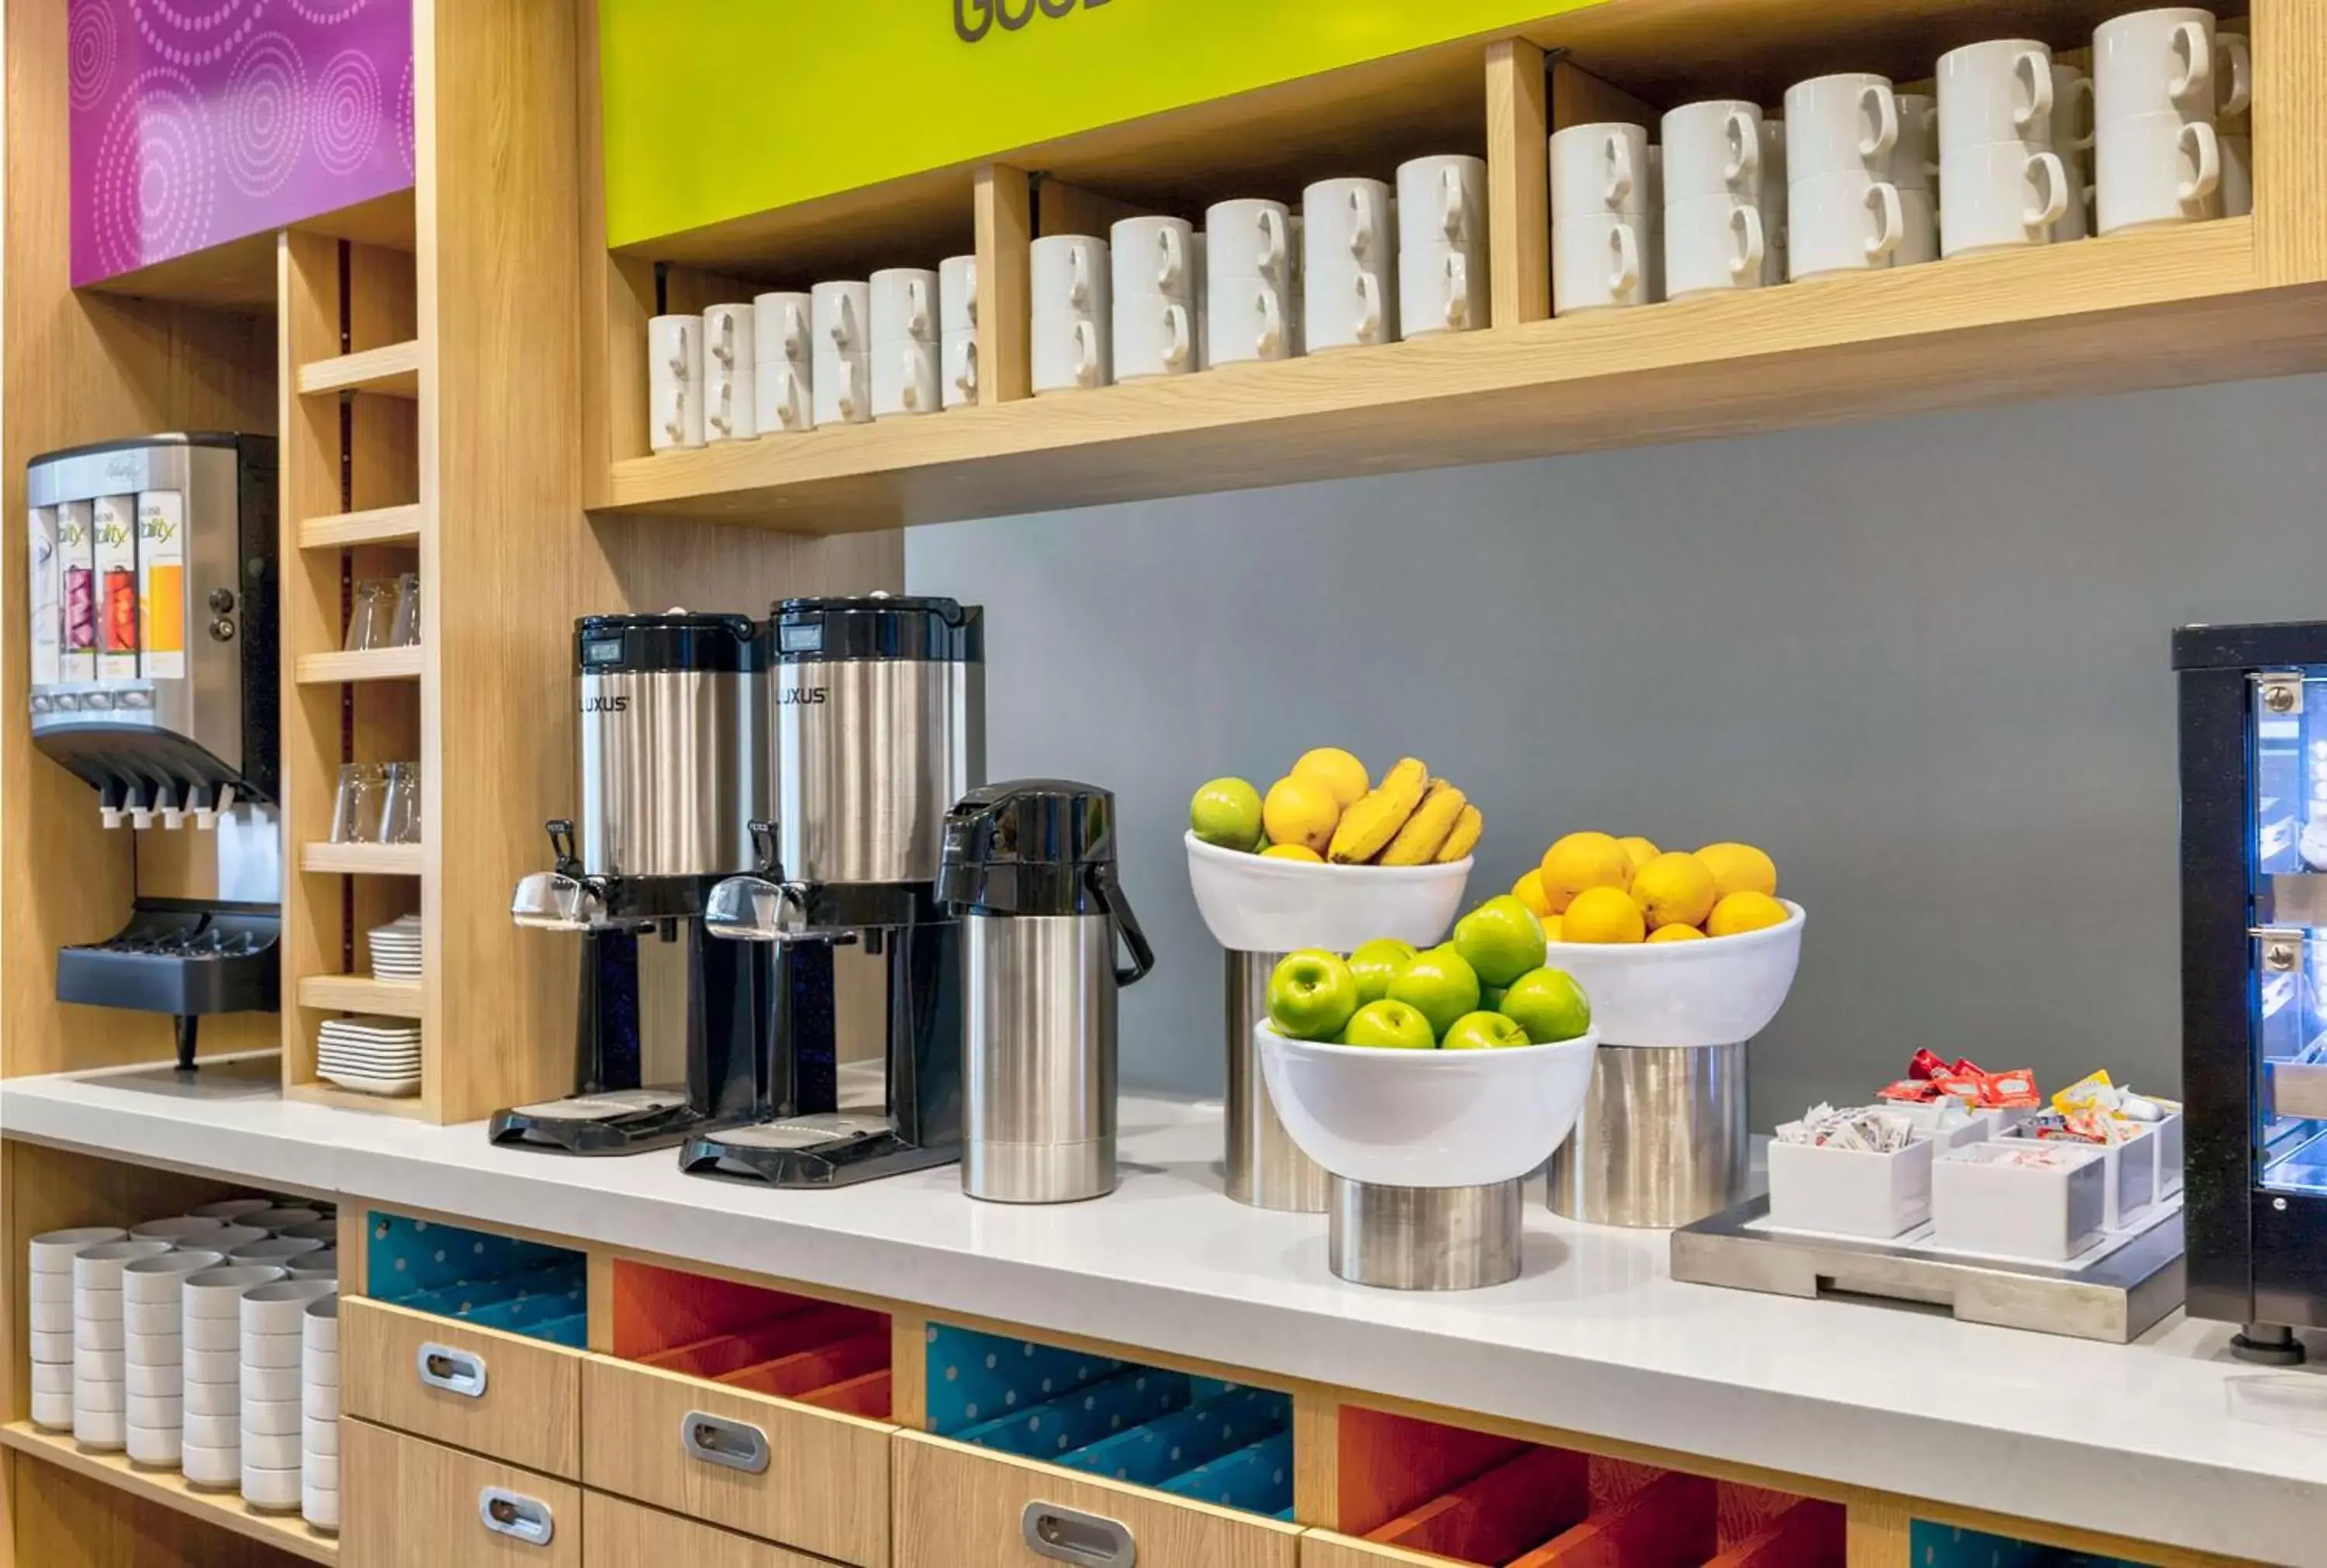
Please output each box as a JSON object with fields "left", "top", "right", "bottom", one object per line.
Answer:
{"left": 344, "top": 1419, "right": 583, "bottom": 1568}
{"left": 342, "top": 1298, "right": 586, "bottom": 1480}
{"left": 891, "top": 1431, "right": 1305, "bottom": 1568}
{"left": 582, "top": 1493, "right": 832, "bottom": 1567}
{"left": 579, "top": 1355, "right": 892, "bottom": 1566}
{"left": 1301, "top": 1537, "right": 1452, "bottom": 1568}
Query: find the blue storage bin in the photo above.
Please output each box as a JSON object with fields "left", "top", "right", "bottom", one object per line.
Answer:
{"left": 1160, "top": 1430, "right": 1295, "bottom": 1516}
{"left": 953, "top": 1369, "right": 1193, "bottom": 1460}
{"left": 531, "top": 1312, "right": 589, "bottom": 1349}
{"left": 926, "top": 1322, "right": 1124, "bottom": 1434}
{"left": 1059, "top": 1387, "right": 1288, "bottom": 1487}
{"left": 364, "top": 1212, "right": 586, "bottom": 1345}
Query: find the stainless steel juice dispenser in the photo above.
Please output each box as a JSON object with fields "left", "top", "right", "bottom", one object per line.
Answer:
{"left": 27, "top": 434, "right": 280, "bottom": 1069}
{"left": 2176, "top": 620, "right": 2327, "bottom": 1363}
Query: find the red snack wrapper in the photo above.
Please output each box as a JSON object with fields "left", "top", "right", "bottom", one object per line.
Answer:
{"left": 1981, "top": 1070, "right": 2042, "bottom": 1109}
{"left": 1930, "top": 1072, "right": 1986, "bottom": 1103}
{"left": 1950, "top": 1058, "right": 1986, "bottom": 1078}
{"left": 1909, "top": 1049, "right": 1951, "bottom": 1082}
{"left": 1879, "top": 1079, "right": 1941, "bottom": 1103}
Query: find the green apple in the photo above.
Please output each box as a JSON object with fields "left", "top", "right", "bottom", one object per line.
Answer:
{"left": 1499, "top": 967, "right": 1592, "bottom": 1044}
{"left": 1267, "top": 949, "right": 1361, "bottom": 1041}
{"left": 1340, "top": 998, "right": 1437, "bottom": 1050}
{"left": 1441, "top": 1010, "right": 1533, "bottom": 1051}
{"left": 1191, "top": 777, "right": 1265, "bottom": 852}
{"left": 1454, "top": 896, "right": 1548, "bottom": 988}
{"left": 1387, "top": 945, "right": 1481, "bottom": 1041}
{"left": 1347, "top": 938, "right": 1419, "bottom": 1006}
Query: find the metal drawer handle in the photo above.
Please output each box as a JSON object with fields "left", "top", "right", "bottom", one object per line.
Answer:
{"left": 1022, "top": 1502, "right": 1137, "bottom": 1566}
{"left": 681, "top": 1411, "right": 770, "bottom": 1474}
{"left": 416, "top": 1342, "right": 487, "bottom": 1399}
{"left": 478, "top": 1487, "right": 555, "bottom": 1546}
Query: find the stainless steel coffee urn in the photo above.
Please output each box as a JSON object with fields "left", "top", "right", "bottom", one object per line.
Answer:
{"left": 941, "top": 780, "right": 1155, "bottom": 1204}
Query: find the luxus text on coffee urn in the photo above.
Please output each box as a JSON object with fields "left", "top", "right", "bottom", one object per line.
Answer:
{"left": 942, "top": 781, "right": 1156, "bottom": 1204}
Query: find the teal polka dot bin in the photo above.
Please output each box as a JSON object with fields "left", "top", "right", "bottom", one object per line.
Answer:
{"left": 366, "top": 1211, "right": 588, "bottom": 1348}
{"left": 1910, "top": 1522, "right": 2142, "bottom": 1568}
{"left": 925, "top": 1323, "right": 1294, "bottom": 1519}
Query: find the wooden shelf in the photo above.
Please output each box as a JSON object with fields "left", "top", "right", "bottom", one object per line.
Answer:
{"left": 296, "top": 974, "right": 424, "bottom": 1016}
{"left": 593, "top": 221, "right": 2327, "bottom": 534}
{"left": 0, "top": 1421, "right": 338, "bottom": 1563}
{"left": 297, "top": 339, "right": 420, "bottom": 399}
{"left": 285, "top": 1082, "right": 430, "bottom": 1118}
{"left": 294, "top": 646, "right": 422, "bottom": 684}
{"left": 299, "top": 503, "right": 424, "bottom": 550}
{"left": 301, "top": 842, "right": 424, "bottom": 876}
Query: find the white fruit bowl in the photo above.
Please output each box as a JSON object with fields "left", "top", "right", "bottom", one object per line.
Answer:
{"left": 1544, "top": 900, "right": 1805, "bottom": 1047}
{"left": 1257, "top": 1023, "right": 1600, "bottom": 1189}
{"left": 1185, "top": 832, "right": 1472, "bottom": 953}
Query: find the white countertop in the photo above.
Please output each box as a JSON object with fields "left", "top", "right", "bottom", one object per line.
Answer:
{"left": 5, "top": 1055, "right": 2324, "bottom": 1563}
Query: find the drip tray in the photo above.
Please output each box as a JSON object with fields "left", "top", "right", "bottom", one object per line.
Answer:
{"left": 1669, "top": 1194, "right": 2185, "bottom": 1342}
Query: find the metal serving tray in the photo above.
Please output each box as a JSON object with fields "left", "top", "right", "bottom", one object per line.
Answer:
{"left": 1670, "top": 1196, "right": 2185, "bottom": 1343}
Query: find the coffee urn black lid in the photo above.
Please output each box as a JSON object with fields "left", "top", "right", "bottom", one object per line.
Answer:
{"left": 575, "top": 612, "right": 762, "bottom": 674}
{"left": 940, "top": 779, "right": 1119, "bottom": 916}
{"left": 770, "top": 593, "right": 983, "bottom": 664}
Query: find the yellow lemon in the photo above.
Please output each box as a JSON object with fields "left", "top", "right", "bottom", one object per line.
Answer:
{"left": 1647, "top": 924, "right": 1708, "bottom": 943}
{"left": 1263, "top": 776, "right": 1340, "bottom": 855}
{"left": 1540, "top": 832, "right": 1632, "bottom": 913}
{"left": 1291, "top": 748, "right": 1370, "bottom": 810}
{"left": 1541, "top": 914, "right": 1564, "bottom": 941}
{"left": 1616, "top": 835, "right": 1661, "bottom": 872}
{"left": 1511, "top": 869, "right": 1554, "bottom": 918}
{"left": 1706, "top": 889, "right": 1789, "bottom": 938}
{"left": 1562, "top": 886, "right": 1646, "bottom": 944}
{"left": 1630, "top": 851, "right": 1718, "bottom": 931}
{"left": 1260, "top": 844, "right": 1324, "bottom": 863}
{"left": 1697, "top": 842, "right": 1779, "bottom": 900}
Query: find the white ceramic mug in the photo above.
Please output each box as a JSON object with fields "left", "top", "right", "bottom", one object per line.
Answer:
{"left": 1115, "top": 294, "right": 1195, "bottom": 381}
{"left": 943, "top": 329, "right": 979, "bottom": 409}
{"left": 1205, "top": 199, "right": 1292, "bottom": 284}
{"left": 1111, "top": 216, "right": 1196, "bottom": 380}
{"left": 1941, "top": 143, "right": 2068, "bottom": 257}
{"left": 1551, "top": 123, "right": 1650, "bottom": 217}
{"left": 1397, "top": 154, "right": 1489, "bottom": 250}
{"left": 1208, "top": 273, "right": 1288, "bottom": 366}
{"left": 1938, "top": 40, "right": 2056, "bottom": 150}
{"left": 1287, "top": 211, "right": 1308, "bottom": 355}
{"left": 2217, "top": 30, "right": 2253, "bottom": 127}
{"left": 1190, "top": 231, "right": 1209, "bottom": 369}
{"left": 1400, "top": 242, "right": 1478, "bottom": 337}
{"left": 1644, "top": 147, "right": 1666, "bottom": 302}
{"left": 810, "top": 281, "right": 870, "bottom": 427}
{"left": 1898, "top": 187, "right": 1941, "bottom": 264}
{"left": 870, "top": 269, "right": 939, "bottom": 418}
{"left": 646, "top": 314, "right": 703, "bottom": 452}
{"left": 1663, "top": 101, "right": 1764, "bottom": 202}
{"left": 871, "top": 268, "right": 937, "bottom": 345}
{"left": 1757, "top": 118, "right": 1789, "bottom": 285}
{"left": 1030, "top": 234, "right": 1111, "bottom": 395}
{"left": 1893, "top": 94, "right": 1938, "bottom": 192}
{"left": 701, "top": 302, "right": 756, "bottom": 442}
{"left": 1788, "top": 171, "right": 1903, "bottom": 280}
{"left": 1785, "top": 74, "right": 1900, "bottom": 181}
{"left": 2050, "top": 64, "right": 2097, "bottom": 157}
{"left": 2094, "top": 8, "right": 2221, "bottom": 124}
{"left": 1553, "top": 211, "right": 1648, "bottom": 314}
{"left": 1305, "top": 257, "right": 1391, "bottom": 351}
{"left": 1664, "top": 194, "right": 1765, "bottom": 299}
{"left": 755, "top": 356, "right": 811, "bottom": 434}
{"left": 2097, "top": 110, "right": 2222, "bottom": 233}
{"left": 1303, "top": 178, "right": 1396, "bottom": 351}
{"left": 939, "top": 254, "right": 979, "bottom": 337}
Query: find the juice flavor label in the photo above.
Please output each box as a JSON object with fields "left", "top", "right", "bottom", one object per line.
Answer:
{"left": 57, "top": 500, "right": 95, "bottom": 682}
{"left": 137, "top": 491, "right": 185, "bottom": 679}
{"left": 93, "top": 494, "right": 138, "bottom": 680}
{"left": 28, "top": 506, "right": 58, "bottom": 686}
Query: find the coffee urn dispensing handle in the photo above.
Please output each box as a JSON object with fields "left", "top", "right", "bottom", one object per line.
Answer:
{"left": 1091, "top": 866, "right": 1156, "bottom": 987}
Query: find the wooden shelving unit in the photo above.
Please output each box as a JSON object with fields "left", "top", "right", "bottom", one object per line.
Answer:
{"left": 0, "top": 1423, "right": 338, "bottom": 1564}
{"left": 296, "top": 340, "right": 422, "bottom": 399}
{"left": 293, "top": 648, "right": 424, "bottom": 685}
{"left": 298, "top": 503, "right": 424, "bottom": 551}
{"left": 299, "top": 843, "right": 425, "bottom": 878}
{"left": 296, "top": 974, "right": 424, "bottom": 1017}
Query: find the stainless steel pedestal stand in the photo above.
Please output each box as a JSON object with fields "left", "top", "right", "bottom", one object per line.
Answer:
{"left": 1547, "top": 1041, "right": 1749, "bottom": 1228}
{"left": 1225, "top": 949, "right": 1331, "bottom": 1212}
{"left": 1329, "top": 1176, "right": 1524, "bottom": 1290}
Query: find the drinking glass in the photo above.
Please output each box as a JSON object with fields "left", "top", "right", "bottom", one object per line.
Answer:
{"left": 344, "top": 580, "right": 393, "bottom": 652}
{"left": 390, "top": 572, "right": 420, "bottom": 648}
{"left": 375, "top": 761, "right": 421, "bottom": 844}
{"left": 330, "top": 764, "right": 385, "bottom": 843}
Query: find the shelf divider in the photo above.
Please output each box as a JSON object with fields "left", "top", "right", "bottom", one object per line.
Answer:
{"left": 300, "top": 842, "right": 424, "bottom": 877}
{"left": 299, "top": 503, "right": 423, "bottom": 550}
{"left": 296, "top": 339, "right": 420, "bottom": 399}
{"left": 296, "top": 974, "right": 424, "bottom": 1017}
{"left": 294, "top": 647, "right": 422, "bottom": 684}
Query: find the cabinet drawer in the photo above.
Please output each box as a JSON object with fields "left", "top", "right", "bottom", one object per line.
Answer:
{"left": 893, "top": 1430, "right": 1305, "bottom": 1568}
{"left": 344, "top": 1297, "right": 585, "bottom": 1479}
{"left": 344, "top": 1419, "right": 583, "bottom": 1568}
{"left": 583, "top": 1492, "right": 833, "bottom": 1567}
{"left": 1301, "top": 1534, "right": 1453, "bottom": 1568}
{"left": 581, "top": 1353, "right": 892, "bottom": 1565}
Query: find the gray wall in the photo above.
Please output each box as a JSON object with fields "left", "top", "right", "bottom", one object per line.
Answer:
{"left": 909, "top": 373, "right": 2327, "bottom": 1124}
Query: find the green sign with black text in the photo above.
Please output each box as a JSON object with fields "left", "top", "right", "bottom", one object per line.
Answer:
{"left": 598, "top": 1, "right": 1596, "bottom": 247}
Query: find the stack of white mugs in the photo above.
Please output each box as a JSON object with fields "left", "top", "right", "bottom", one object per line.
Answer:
{"left": 29, "top": 1203, "right": 343, "bottom": 1534}
{"left": 1550, "top": 4, "right": 2249, "bottom": 316}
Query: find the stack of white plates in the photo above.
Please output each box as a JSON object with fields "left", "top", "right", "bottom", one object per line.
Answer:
{"left": 72, "top": 1240, "right": 172, "bottom": 1449}
{"left": 27, "top": 1228, "right": 123, "bottom": 1432}
{"left": 180, "top": 1264, "right": 287, "bottom": 1489}
{"left": 241, "top": 1281, "right": 336, "bottom": 1511}
{"left": 368, "top": 914, "right": 420, "bottom": 983}
{"left": 317, "top": 1017, "right": 421, "bottom": 1097}
{"left": 302, "top": 1297, "right": 341, "bottom": 1532}
{"left": 121, "top": 1249, "right": 226, "bottom": 1467}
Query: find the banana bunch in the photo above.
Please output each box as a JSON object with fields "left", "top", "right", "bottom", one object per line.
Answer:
{"left": 1329, "top": 758, "right": 1483, "bottom": 866}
